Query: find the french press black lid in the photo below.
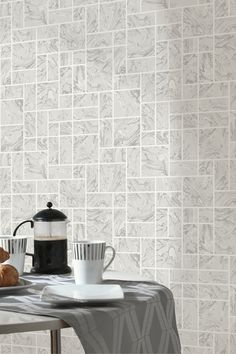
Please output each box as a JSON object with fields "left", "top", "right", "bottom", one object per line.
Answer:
{"left": 33, "top": 202, "right": 67, "bottom": 222}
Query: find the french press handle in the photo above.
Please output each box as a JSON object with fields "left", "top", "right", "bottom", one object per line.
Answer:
{"left": 13, "top": 220, "right": 34, "bottom": 236}
{"left": 13, "top": 220, "right": 35, "bottom": 266}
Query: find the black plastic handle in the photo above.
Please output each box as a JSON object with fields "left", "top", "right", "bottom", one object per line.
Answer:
{"left": 13, "top": 220, "right": 34, "bottom": 237}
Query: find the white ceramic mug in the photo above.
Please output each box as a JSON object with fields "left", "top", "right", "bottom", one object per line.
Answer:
{"left": 0, "top": 236, "right": 27, "bottom": 275}
{"left": 72, "top": 241, "right": 116, "bottom": 284}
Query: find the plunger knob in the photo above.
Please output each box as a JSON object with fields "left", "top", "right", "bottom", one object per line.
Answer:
{"left": 47, "top": 202, "right": 53, "bottom": 208}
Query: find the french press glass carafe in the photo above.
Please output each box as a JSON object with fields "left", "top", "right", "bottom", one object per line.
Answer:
{"left": 13, "top": 202, "right": 71, "bottom": 274}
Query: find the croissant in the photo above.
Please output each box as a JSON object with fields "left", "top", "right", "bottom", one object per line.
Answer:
{"left": 0, "top": 247, "right": 10, "bottom": 263}
{"left": 0, "top": 264, "right": 19, "bottom": 287}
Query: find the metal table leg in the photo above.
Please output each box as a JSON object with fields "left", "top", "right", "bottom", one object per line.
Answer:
{"left": 50, "top": 329, "right": 61, "bottom": 354}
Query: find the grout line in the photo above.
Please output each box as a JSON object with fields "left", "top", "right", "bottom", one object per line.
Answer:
{"left": 84, "top": 4, "right": 88, "bottom": 241}
{"left": 154, "top": 6, "right": 157, "bottom": 282}
{"left": 180, "top": 4, "right": 184, "bottom": 337}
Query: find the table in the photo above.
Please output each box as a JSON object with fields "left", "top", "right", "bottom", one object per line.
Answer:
{"left": 0, "top": 310, "right": 69, "bottom": 353}
{"left": 0, "top": 271, "right": 139, "bottom": 354}
{"left": 0, "top": 271, "right": 148, "bottom": 354}
{"left": 0, "top": 272, "right": 181, "bottom": 354}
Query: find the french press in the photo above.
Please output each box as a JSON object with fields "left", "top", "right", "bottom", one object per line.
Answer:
{"left": 13, "top": 202, "right": 71, "bottom": 274}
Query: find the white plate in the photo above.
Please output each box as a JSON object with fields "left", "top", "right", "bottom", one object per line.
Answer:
{"left": 0, "top": 279, "right": 35, "bottom": 294}
{"left": 41, "top": 284, "right": 124, "bottom": 304}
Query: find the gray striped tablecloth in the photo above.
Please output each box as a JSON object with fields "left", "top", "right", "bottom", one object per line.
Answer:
{"left": 0, "top": 274, "right": 181, "bottom": 354}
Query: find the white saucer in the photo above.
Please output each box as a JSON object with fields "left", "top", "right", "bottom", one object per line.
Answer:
{"left": 41, "top": 284, "right": 124, "bottom": 304}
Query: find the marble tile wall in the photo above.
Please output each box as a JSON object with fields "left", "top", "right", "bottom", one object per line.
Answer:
{"left": 0, "top": 0, "right": 235, "bottom": 353}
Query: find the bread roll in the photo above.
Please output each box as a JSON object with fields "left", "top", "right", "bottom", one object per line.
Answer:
{"left": 0, "top": 247, "right": 10, "bottom": 263}
{"left": 0, "top": 264, "right": 19, "bottom": 287}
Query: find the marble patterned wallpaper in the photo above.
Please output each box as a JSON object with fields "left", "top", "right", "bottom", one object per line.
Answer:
{"left": 0, "top": 0, "right": 236, "bottom": 353}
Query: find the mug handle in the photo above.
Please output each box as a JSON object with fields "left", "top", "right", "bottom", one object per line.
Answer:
{"left": 104, "top": 246, "right": 116, "bottom": 271}
{"left": 26, "top": 253, "right": 35, "bottom": 266}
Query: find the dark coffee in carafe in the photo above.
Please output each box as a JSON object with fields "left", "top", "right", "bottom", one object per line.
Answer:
{"left": 32, "top": 237, "right": 71, "bottom": 274}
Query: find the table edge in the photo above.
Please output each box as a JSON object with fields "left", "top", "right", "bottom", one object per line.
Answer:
{"left": 0, "top": 311, "right": 69, "bottom": 334}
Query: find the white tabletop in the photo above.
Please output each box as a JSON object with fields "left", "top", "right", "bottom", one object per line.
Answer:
{"left": 0, "top": 311, "right": 69, "bottom": 334}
